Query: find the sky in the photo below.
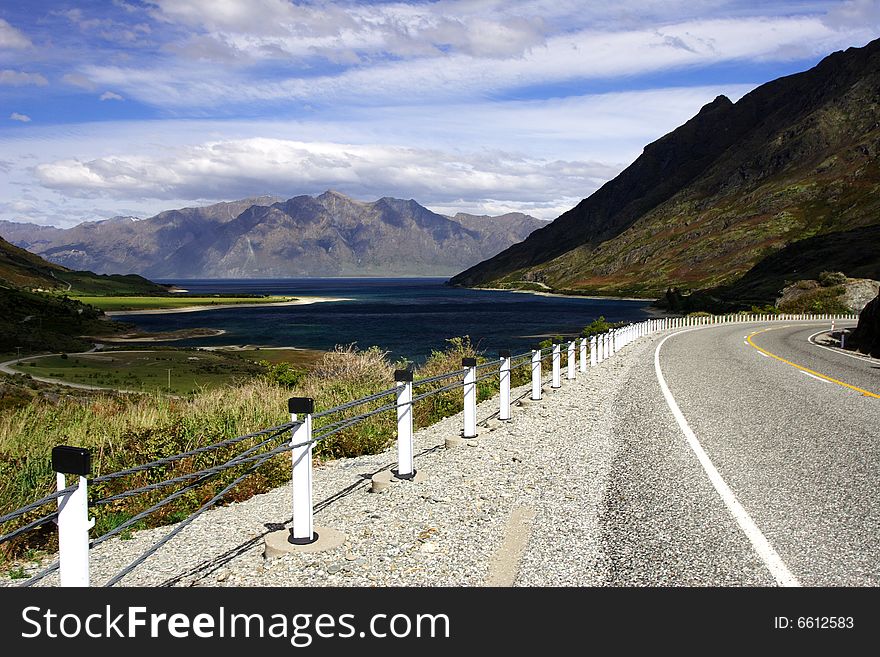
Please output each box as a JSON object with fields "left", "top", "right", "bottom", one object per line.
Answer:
{"left": 0, "top": 1, "right": 878, "bottom": 227}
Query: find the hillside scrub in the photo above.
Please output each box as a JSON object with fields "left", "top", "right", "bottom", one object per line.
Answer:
{"left": 0, "top": 336, "right": 529, "bottom": 563}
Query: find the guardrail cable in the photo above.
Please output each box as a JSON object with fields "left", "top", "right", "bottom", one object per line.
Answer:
{"left": 312, "top": 385, "right": 398, "bottom": 419}
{"left": 104, "top": 450, "right": 279, "bottom": 587}
{"left": 0, "top": 486, "right": 75, "bottom": 526}
{"left": 91, "top": 423, "right": 295, "bottom": 485}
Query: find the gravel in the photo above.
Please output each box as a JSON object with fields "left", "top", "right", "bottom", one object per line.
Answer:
{"left": 4, "top": 335, "right": 659, "bottom": 588}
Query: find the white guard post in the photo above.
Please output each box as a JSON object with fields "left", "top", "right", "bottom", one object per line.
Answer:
{"left": 288, "top": 397, "right": 317, "bottom": 545}
{"left": 551, "top": 343, "right": 561, "bottom": 388}
{"left": 394, "top": 368, "right": 415, "bottom": 479}
{"left": 531, "top": 349, "right": 542, "bottom": 400}
{"left": 590, "top": 336, "right": 597, "bottom": 367}
{"left": 52, "top": 446, "right": 94, "bottom": 587}
{"left": 499, "top": 351, "right": 511, "bottom": 421}
{"left": 567, "top": 340, "right": 576, "bottom": 380}
{"left": 463, "top": 357, "right": 478, "bottom": 439}
{"left": 579, "top": 338, "right": 588, "bottom": 373}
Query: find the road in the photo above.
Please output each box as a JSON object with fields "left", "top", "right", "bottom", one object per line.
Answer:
{"left": 603, "top": 320, "right": 878, "bottom": 586}
{"left": 0, "top": 349, "right": 152, "bottom": 393}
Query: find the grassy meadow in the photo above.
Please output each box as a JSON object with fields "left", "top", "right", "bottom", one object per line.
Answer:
{"left": 0, "top": 337, "right": 530, "bottom": 565}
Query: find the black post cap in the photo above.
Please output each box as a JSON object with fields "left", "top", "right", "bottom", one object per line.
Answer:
{"left": 499, "top": 350, "right": 511, "bottom": 358}
{"left": 288, "top": 397, "right": 315, "bottom": 414}
{"left": 52, "top": 445, "right": 91, "bottom": 476}
{"left": 462, "top": 357, "right": 477, "bottom": 367}
{"left": 394, "top": 369, "right": 414, "bottom": 382}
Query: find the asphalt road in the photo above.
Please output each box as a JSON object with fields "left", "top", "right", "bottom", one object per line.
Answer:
{"left": 603, "top": 320, "right": 878, "bottom": 586}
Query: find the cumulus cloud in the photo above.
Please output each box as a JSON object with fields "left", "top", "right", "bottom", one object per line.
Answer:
{"left": 0, "top": 18, "right": 30, "bottom": 49}
{"left": 9, "top": 112, "right": 32, "bottom": 122}
{"left": 100, "top": 91, "right": 125, "bottom": 101}
{"left": 33, "top": 137, "right": 619, "bottom": 218}
{"left": 0, "top": 70, "right": 48, "bottom": 86}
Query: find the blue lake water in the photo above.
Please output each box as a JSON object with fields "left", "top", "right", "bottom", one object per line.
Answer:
{"left": 117, "top": 278, "right": 653, "bottom": 361}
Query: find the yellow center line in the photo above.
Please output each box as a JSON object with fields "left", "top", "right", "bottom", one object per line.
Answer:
{"left": 746, "top": 327, "right": 879, "bottom": 399}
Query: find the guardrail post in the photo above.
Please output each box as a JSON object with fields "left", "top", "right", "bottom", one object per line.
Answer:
{"left": 499, "top": 351, "right": 511, "bottom": 421}
{"left": 53, "top": 446, "right": 93, "bottom": 587}
{"left": 288, "top": 397, "right": 316, "bottom": 545}
{"left": 531, "top": 349, "right": 542, "bottom": 400}
{"left": 394, "top": 369, "right": 415, "bottom": 479}
{"left": 579, "top": 337, "right": 588, "bottom": 373}
{"left": 567, "top": 340, "right": 576, "bottom": 380}
{"left": 590, "top": 336, "right": 597, "bottom": 367}
{"left": 551, "top": 342, "right": 561, "bottom": 388}
{"left": 463, "top": 357, "right": 477, "bottom": 439}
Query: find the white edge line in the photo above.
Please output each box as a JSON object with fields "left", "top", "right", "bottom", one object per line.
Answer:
{"left": 807, "top": 329, "right": 880, "bottom": 365}
{"left": 800, "top": 370, "right": 830, "bottom": 384}
{"left": 655, "top": 330, "right": 801, "bottom": 587}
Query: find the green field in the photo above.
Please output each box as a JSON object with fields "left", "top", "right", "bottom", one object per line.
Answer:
{"left": 73, "top": 295, "right": 297, "bottom": 311}
{"left": 11, "top": 350, "right": 267, "bottom": 395}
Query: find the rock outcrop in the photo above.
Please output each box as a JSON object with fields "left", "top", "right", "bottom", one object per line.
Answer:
{"left": 849, "top": 291, "right": 880, "bottom": 357}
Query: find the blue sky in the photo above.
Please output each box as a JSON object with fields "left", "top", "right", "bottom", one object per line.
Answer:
{"left": 0, "top": 0, "right": 878, "bottom": 227}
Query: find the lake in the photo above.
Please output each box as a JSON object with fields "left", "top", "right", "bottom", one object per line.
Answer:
{"left": 116, "top": 278, "right": 654, "bottom": 361}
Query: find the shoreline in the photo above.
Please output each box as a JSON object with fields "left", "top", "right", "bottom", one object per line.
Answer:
{"left": 475, "top": 285, "right": 658, "bottom": 303}
{"left": 104, "top": 295, "right": 352, "bottom": 316}
{"left": 92, "top": 329, "right": 227, "bottom": 343}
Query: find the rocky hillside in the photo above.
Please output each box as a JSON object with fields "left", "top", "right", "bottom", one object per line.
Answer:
{"left": 450, "top": 38, "right": 880, "bottom": 302}
{"left": 1, "top": 193, "right": 544, "bottom": 278}
{"left": 775, "top": 272, "right": 879, "bottom": 314}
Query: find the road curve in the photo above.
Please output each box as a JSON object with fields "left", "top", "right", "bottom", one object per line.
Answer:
{"left": 603, "top": 320, "right": 878, "bottom": 586}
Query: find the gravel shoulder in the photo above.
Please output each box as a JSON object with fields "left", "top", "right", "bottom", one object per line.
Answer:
{"left": 6, "top": 337, "right": 658, "bottom": 588}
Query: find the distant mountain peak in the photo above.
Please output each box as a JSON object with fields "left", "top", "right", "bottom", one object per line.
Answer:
{"left": 0, "top": 192, "right": 545, "bottom": 278}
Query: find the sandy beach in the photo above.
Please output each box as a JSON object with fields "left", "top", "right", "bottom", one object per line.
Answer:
{"left": 104, "top": 295, "right": 352, "bottom": 316}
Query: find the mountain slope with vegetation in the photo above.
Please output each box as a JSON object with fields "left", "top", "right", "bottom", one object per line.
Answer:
{"left": 0, "top": 237, "right": 169, "bottom": 352}
{"left": 450, "top": 38, "right": 880, "bottom": 303}
{"left": 0, "top": 236, "right": 168, "bottom": 296}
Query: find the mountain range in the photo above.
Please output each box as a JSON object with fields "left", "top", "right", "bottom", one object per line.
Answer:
{"left": 450, "top": 38, "right": 880, "bottom": 305}
{"left": 0, "top": 193, "right": 544, "bottom": 279}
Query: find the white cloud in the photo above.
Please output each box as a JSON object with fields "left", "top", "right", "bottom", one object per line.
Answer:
{"left": 0, "top": 18, "right": 30, "bottom": 49}
{"left": 32, "top": 138, "right": 610, "bottom": 207}
{"left": 9, "top": 112, "right": 32, "bottom": 122}
{"left": 62, "top": 73, "right": 98, "bottom": 90}
{"left": 0, "top": 70, "right": 48, "bottom": 86}
{"left": 3, "top": 83, "right": 753, "bottom": 221}
{"left": 81, "top": 14, "right": 867, "bottom": 109}
{"left": 100, "top": 91, "right": 125, "bottom": 101}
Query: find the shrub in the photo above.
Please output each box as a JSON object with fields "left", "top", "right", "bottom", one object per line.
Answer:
{"left": 818, "top": 271, "right": 847, "bottom": 287}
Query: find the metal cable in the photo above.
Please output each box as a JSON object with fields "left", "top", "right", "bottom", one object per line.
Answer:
{"left": 475, "top": 359, "right": 499, "bottom": 371}
{"left": 474, "top": 369, "right": 499, "bottom": 383}
{"left": 312, "top": 401, "right": 399, "bottom": 440}
{"left": 91, "top": 423, "right": 294, "bottom": 484}
{"left": 89, "top": 437, "right": 298, "bottom": 508}
{"left": 0, "top": 511, "right": 58, "bottom": 545}
{"left": 104, "top": 452, "right": 274, "bottom": 587}
{"left": 413, "top": 368, "right": 466, "bottom": 388}
{"left": 410, "top": 378, "right": 463, "bottom": 404}
{"left": 0, "top": 486, "right": 75, "bottom": 526}
{"left": 90, "top": 442, "right": 296, "bottom": 550}
{"left": 20, "top": 560, "right": 59, "bottom": 587}
{"left": 312, "top": 385, "right": 398, "bottom": 419}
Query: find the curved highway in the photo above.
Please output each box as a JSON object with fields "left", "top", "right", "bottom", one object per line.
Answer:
{"left": 603, "top": 320, "right": 878, "bottom": 586}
